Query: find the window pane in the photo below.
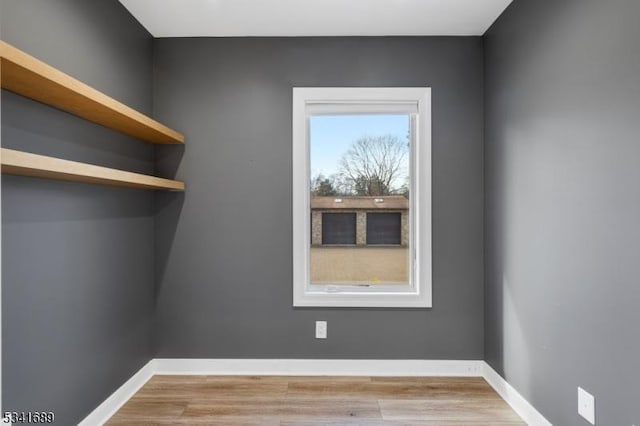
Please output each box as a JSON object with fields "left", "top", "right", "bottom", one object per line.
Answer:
{"left": 309, "top": 114, "right": 411, "bottom": 286}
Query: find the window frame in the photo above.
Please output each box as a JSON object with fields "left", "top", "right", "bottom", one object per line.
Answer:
{"left": 292, "top": 87, "right": 432, "bottom": 308}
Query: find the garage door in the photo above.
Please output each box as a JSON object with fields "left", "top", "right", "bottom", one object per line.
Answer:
{"left": 366, "top": 213, "right": 401, "bottom": 245}
{"left": 322, "top": 213, "right": 356, "bottom": 245}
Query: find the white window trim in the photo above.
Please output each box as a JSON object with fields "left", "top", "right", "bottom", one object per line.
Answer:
{"left": 292, "top": 87, "right": 432, "bottom": 308}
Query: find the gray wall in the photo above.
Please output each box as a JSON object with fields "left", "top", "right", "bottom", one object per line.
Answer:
{"left": 153, "top": 37, "right": 484, "bottom": 359}
{"left": 1, "top": 0, "right": 156, "bottom": 423}
{"left": 484, "top": 0, "right": 640, "bottom": 424}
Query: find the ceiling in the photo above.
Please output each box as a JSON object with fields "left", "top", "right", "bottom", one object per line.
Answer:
{"left": 118, "top": 0, "right": 513, "bottom": 37}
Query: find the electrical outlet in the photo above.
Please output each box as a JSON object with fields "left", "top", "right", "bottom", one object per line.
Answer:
{"left": 315, "top": 321, "right": 327, "bottom": 339}
{"left": 578, "top": 387, "right": 595, "bottom": 424}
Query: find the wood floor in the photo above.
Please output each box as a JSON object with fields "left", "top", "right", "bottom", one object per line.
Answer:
{"left": 107, "top": 375, "right": 525, "bottom": 425}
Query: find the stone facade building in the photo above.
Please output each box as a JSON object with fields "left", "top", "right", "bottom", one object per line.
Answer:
{"left": 311, "top": 196, "right": 409, "bottom": 247}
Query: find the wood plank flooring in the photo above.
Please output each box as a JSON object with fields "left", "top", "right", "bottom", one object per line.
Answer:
{"left": 107, "top": 375, "right": 525, "bottom": 425}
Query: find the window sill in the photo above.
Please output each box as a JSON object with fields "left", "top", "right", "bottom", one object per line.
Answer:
{"left": 293, "top": 288, "right": 432, "bottom": 308}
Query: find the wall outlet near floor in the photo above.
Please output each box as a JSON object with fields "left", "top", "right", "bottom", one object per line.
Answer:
{"left": 578, "top": 387, "right": 595, "bottom": 424}
{"left": 315, "top": 321, "right": 327, "bottom": 339}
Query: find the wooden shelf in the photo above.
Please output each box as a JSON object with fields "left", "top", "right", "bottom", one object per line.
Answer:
{"left": 1, "top": 148, "right": 185, "bottom": 191}
{"left": 0, "top": 40, "right": 184, "bottom": 145}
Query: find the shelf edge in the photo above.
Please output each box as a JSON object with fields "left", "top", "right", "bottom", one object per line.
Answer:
{"left": 0, "top": 40, "right": 185, "bottom": 145}
{"left": 1, "top": 148, "right": 185, "bottom": 191}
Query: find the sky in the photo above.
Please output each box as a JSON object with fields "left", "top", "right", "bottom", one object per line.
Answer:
{"left": 309, "top": 114, "right": 410, "bottom": 179}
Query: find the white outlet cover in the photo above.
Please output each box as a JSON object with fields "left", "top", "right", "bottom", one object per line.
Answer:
{"left": 315, "top": 321, "right": 327, "bottom": 339}
{"left": 578, "top": 387, "right": 595, "bottom": 425}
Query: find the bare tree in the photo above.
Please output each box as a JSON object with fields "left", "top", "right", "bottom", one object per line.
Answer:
{"left": 338, "top": 135, "right": 408, "bottom": 196}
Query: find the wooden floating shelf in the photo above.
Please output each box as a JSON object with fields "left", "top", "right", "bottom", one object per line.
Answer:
{"left": 1, "top": 148, "right": 185, "bottom": 191}
{"left": 0, "top": 40, "right": 184, "bottom": 145}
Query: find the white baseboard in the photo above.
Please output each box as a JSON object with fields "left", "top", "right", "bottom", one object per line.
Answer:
{"left": 79, "top": 359, "right": 552, "bottom": 426}
{"left": 153, "top": 358, "right": 484, "bottom": 376}
{"left": 482, "top": 362, "right": 552, "bottom": 426}
{"left": 78, "top": 360, "right": 154, "bottom": 426}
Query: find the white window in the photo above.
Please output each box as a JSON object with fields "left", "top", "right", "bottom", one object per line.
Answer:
{"left": 292, "top": 87, "right": 432, "bottom": 308}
